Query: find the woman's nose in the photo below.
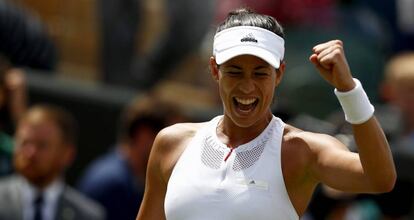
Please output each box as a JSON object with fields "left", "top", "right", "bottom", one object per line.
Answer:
{"left": 239, "top": 78, "right": 255, "bottom": 94}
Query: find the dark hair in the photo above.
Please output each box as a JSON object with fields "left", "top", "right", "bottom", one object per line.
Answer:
{"left": 216, "top": 8, "right": 285, "bottom": 39}
{"left": 117, "top": 96, "right": 171, "bottom": 144}
{"left": 0, "top": 2, "right": 57, "bottom": 70}
{"left": 22, "top": 104, "right": 78, "bottom": 146}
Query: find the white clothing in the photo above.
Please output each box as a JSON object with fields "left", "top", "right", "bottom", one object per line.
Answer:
{"left": 165, "top": 115, "right": 298, "bottom": 220}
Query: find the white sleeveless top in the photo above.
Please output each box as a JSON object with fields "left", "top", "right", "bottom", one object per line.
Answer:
{"left": 164, "top": 115, "right": 298, "bottom": 220}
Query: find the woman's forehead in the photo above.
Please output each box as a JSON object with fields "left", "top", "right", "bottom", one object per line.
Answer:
{"left": 221, "top": 55, "right": 272, "bottom": 67}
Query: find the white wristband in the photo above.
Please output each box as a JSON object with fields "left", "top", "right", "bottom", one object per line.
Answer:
{"left": 334, "top": 78, "right": 375, "bottom": 124}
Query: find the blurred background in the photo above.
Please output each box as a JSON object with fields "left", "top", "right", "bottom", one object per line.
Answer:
{"left": 1, "top": 0, "right": 414, "bottom": 219}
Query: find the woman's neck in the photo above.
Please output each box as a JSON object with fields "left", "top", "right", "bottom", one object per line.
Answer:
{"left": 217, "top": 112, "right": 273, "bottom": 148}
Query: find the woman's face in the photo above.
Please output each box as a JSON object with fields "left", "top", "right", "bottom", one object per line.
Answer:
{"left": 211, "top": 55, "right": 284, "bottom": 128}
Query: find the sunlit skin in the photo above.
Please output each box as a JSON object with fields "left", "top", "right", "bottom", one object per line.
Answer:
{"left": 13, "top": 110, "right": 74, "bottom": 189}
{"left": 210, "top": 55, "right": 285, "bottom": 147}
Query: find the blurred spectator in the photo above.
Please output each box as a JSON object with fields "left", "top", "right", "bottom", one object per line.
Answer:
{"left": 381, "top": 52, "right": 414, "bottom": 144}
{"left": 77, "top": 95, "right": 186, "bottom": 220}
{"left": 361, "top": 0, "right": 414, "bottom": 52}
{"left": 0, "top": 55, "right": 27, "bottom": 176}
{"left": 373, "top": 52, "right": 414, "bottom": 219}
{"left": 99, "top": 0, "right": 215, "bottom": 89}
{"left": 0, "top": 1, "right": 57, "bottom": 71}
{"left": 0, "top": 0, "right": 58, "bottom": 177}
{"left": 0, "top": 104, "right": 105, "bottom": 220}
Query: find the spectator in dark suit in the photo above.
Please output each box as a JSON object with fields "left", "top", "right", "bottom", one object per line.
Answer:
{"left": 77, "top": 95, "right": 185, "bottom": 220}
{"left": 0, "top": 104, "right": 105, "bottom": 220}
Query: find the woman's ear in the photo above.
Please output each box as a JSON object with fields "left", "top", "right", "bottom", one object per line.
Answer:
{"left": 210, "top": 57, "right": 219, "bottom": 81}
{"left": 275, "top": 61, "right": 285, "bottom": 86}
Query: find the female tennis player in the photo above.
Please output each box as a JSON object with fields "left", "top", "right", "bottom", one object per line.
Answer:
{"left": 136, "top": 8, "right": 396, "bottom": 220}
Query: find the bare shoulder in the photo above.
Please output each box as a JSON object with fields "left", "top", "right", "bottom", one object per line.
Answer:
{"left": 156, "top": 122, "right": 205, "bottom": 148}
{"left": 283, "top": 123, "right": 347, "bottom": 152}
{"left": 281, "top": 124, "right": 314, "bottom": 170}
{"left": 152, "top": 122, "right": 207, "bottom": 182}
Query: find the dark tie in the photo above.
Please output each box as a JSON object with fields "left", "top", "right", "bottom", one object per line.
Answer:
{"left": 33, "top": 193, "right": 44, "bottom": 220}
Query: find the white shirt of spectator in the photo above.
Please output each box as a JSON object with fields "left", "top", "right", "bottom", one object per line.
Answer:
{"left": 20, "top": 177, "right": 64, "bottom": 220}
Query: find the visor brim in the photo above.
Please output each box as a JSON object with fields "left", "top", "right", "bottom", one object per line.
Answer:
{"left": 215, "top": 45, "right": 281, "bottom": 69}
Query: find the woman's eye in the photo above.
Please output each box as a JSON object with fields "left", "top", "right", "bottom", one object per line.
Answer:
{"left": 227, "top": 71, "right": 242, "bottom": 75}
{"left": 255, "top": 72, "right": 268, "bottom": 76}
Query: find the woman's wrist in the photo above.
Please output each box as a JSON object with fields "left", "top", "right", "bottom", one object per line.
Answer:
{"left": 334, "top": 78, "right": 375, "bottom": 124}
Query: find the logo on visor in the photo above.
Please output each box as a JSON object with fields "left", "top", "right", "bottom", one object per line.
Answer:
{"left": 241, "top": 33, "right": 258, "bottom": 43}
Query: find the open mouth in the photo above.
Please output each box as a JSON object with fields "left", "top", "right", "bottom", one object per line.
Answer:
{"left": 233, "top": 97, "right": 259, "bottom": 114}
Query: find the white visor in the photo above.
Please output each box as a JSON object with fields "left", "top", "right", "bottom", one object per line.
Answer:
{"left": 213, "top": 26, "right": 285, "bottom": 69}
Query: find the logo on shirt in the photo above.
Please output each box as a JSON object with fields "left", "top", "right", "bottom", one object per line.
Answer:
{"left": 236, "top": 178, "right": 268, "bottom": 190}
{"left": 241, "top": 33, "right": 258, "bottom": 43}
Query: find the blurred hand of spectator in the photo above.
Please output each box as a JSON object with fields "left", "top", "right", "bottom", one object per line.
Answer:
{"left": 0, "top": 57, "right": 27, "bottom": 177}
{"left": 2, "top": 68, "right": 27, "bottom": 125}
